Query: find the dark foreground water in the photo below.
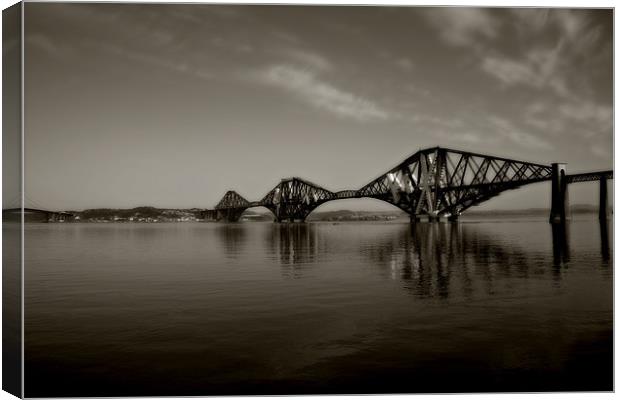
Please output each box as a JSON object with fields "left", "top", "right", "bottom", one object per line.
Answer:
{"left": 24, "top": 217, "right": 612, "bottom": 396}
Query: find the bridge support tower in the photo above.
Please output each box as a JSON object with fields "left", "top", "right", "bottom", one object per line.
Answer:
{"left": 549, "top": 163, "right": 568, "bottom": 224}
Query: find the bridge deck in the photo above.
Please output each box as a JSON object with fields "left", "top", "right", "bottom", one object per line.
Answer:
{"left": 566, "top": 170, "right": 613, "bottom": 183}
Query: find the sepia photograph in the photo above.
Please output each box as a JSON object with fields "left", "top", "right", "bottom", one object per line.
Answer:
{"left": 2, "top": 2, "right": 614, "bottom": 397}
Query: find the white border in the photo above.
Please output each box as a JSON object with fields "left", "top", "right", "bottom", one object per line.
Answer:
{"left": 0, "top": 1, "right": 615, "bottom": 400}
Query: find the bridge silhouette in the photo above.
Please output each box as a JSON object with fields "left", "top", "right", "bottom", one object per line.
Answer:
{"left": 204, "top": 146, "right": 612, "bottom": 223}
{"left": 2, "top": 208, "right": 73, "bottom": 222}
{"left": 3, "top": 193, "right": 75, "bottom": 222}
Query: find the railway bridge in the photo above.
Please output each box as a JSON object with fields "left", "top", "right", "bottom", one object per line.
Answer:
{"left": 203, "top": 147, "right": 612, "bottom": 224}
{"left": 2, "top": 208, "right": 74, "bottom": 223}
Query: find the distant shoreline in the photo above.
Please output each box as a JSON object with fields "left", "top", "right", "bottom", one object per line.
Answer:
{"left": 6, "top": 204, "right": 607, "bottom": 223}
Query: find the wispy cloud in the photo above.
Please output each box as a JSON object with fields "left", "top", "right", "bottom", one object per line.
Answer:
{"left": 437, "top": 130, "right": 484, "bottom": 145}
{"left": 590, "top": 144, "right": 610, "bottom": 159}
{"left": 100, "top": 42, "right": 214, "bottom": 81}
{"left": 486, "top": 115, "right": 552, "bottom": 150}
{"left": 523, "top": 99, "right": 612, "bottom": 139}
{"left": 481, "top": 57, "right": 534, "bottom": 86}
{"left": 282, "top": 48, "right": 332, "bottom": 71}
{"left": 424, "top": 8, "right": 606, "bottom": 106}
{"left": 256, "top": 64, "right": 393, "bottom": 122}
{"left": 481, "top": 41, "right": 569, "bottom": 98}
{"left": 395, "top": 57, "right": 415, "bottom": 71}
{"left": 557, "top": 101, "right": 613, "bottom": 137}
{"left": 509, "top": 9, "right": 594, "bottom": 45}
{"left": 554, "top": 9, "right": 589, "bottom": 39}
{"left": 27, "top": 34, "right": 61, "bottom": 54}
{"left": 26, "top": 33, "right": 75, "bottom": 59}
{"left": 422, "top": 8, "right": 499, "bottom": 50}
{"left": 509, "top": 9, "right": 551, "bottom": 34}
{"left": 480, "top": 10, "right": 605, "bottom": 101}
{"left": 522, "top": 101, "right": 564, "bottom": 135}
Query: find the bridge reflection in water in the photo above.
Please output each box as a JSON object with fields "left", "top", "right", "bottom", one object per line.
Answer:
{"left": 248, "top": 219, "right": 612, "bottom": 299}
{"left": 599, "top": 220, "right": 610, "bottom": 261}
{"left": 214, "top": 224, "right": 248, "bottom": 260}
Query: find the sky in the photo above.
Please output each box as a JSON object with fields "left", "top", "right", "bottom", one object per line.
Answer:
{"left": 22, "top": 4, "right": 613, "bottom": 211}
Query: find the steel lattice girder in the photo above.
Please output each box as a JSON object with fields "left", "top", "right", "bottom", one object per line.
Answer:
{"left": 566, "top": 170, "right": 613, "bottom": 183}
{"left": 259, "top": 178, "right": 335, "bottom": 220}
{"left": 215, "top": 191, "right": 250, "bottom": 210}
{"left": 335, "top": 190, "right": 360, "bottom": 199}
{"left": 357, "top": 147, "right": 553, "bottom": 217}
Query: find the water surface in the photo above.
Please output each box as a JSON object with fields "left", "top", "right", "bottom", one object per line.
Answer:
{"left": 24, "top": 217, "right": 613, "bottom": 396}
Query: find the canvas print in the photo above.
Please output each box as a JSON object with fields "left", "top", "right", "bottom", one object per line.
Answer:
{"left": 2, "top": 3, "right": 614, "bottom": 397}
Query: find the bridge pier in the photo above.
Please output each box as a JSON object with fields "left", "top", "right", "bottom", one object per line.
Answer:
{"left": 201, "top": 209, "right": 218, "bottom": 221}
{"left": 216, "top": 208, "right": 246, "bottom": 222}
{"left": 410, "top": 214, "right": 451, "bottom": 223}
{"left": 599, "top": 175, "right": 608, "bottom": 221}
{"left": 549, "top": 163, "right": 569, "bottom": 224}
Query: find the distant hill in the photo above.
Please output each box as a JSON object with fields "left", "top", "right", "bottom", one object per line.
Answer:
{"left": 76, "top": 207, "right": 204, "bottom": 222}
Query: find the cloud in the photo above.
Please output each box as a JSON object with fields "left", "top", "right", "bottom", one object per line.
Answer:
{"left": 481, "top": 57, "right": 535, "bottom": 86}
{"left": 422, "top": 8, "right": 499, "bottom": 49}
{"left": 270, "top": 30, "right": 301, "bottom": 45}
{"left": 422, "top": 8, "right": 606, "bottom": 105}
{"left": 430, "top": 128, "right": 484, "bottom": 145}
{"left": 27, "top": 34, "right": 61, "bottom": 54}
{"left": 522, "top": 102, "right": 565, "bottom": 135}
{"left": 257, "top": 64, "right": 393, "bottom": 122}
{"left": 590, "top": 144, "right": 611, "bottom": 158}
{"left": 557, "top": 101, "right": 613, "bottom": 136}
{"left": 480, "top": 9, "right": 608, "bottom": 102}
{"left": 554, "top": 9, "right": 588, "bottom": 39}
{"left": 283, "top": 49, "right": 332, "bottom": 71}
{"left": 26, "top": 34, "right": 76, "bottom": 59}
{"left": 510, "top": 9, "right": 591, "bottom": 42}
{"left": 486, "top": 116, "right": 552, "bottom": 150}
{"left": 523, "top": 99, "right": 612, "bottom": 140}
{"left": 509, "top": 9, "right": 551, "bottom": 34}
{"left": 395, "top": 57, "right": 415, "bottom": 71}
{"left": 100, "top": 42, "right": 214, "bottom": 81}
{"left": 481, "top": 41, "right": 569, "bottom": 98}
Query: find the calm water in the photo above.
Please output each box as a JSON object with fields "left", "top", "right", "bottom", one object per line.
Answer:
{"left": 24, "top": 217, "right": 613, "bottom": 396}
